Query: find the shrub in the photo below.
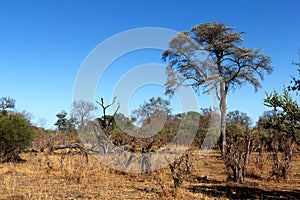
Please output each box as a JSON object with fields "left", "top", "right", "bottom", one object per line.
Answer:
{"left": 0, "top": 113, "right": 35, "bottom": 162}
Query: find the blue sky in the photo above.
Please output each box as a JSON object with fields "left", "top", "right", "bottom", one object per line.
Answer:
{"left": 0, "top": 0, "right": 299, "bottom": 129}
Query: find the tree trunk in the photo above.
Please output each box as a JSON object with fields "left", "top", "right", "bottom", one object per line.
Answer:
{"left": 282, "top": 137, "right": 293, "bottom": 180}
{"left": 219, "top": 81, "right": 227, "bottom": 156}
{"left": 81, "top": 116, "right": 84, "bottom": 128}
{"left": 241, "top": 134, "right": 252, "bottom": 183}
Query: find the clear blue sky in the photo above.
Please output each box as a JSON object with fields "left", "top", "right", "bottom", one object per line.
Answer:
{"left": 0, "top": 0, "right": 299, "bottom": 129}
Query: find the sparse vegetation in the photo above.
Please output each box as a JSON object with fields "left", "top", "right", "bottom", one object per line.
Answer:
{"left": 1, "top": 92, "right": 299, "bottom": 198}
{"left": 0, "top": 19, "right": 299, "bottom": 199}
{"left": 0, "top": 147, "right": 299, "bottom": 199}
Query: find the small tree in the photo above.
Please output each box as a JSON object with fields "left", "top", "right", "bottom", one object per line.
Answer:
{"left": 92, "top": 97, "right": 120, "bottom": 154}
{"left": 0, "top": 113, "right": 35, "bottom": 162}
{"left": 225, "top": 110, "right": 253, "bottom": 183}
{"left": 72, "top": 100, "right": 94, "bottom": 129}
{"left": 261, "top": 88, "right": 300, "bottom": 180}
{"left": 54, "top": 110, "right": 76, "bottom": 133}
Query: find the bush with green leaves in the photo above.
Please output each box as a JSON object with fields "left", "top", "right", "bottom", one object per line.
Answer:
{"left": 224, "top": 110, "right": 254, "bottom": 183}
{"left": 0, "top": 113, "right": 35, "bottom": 162}
{"left": 259, "top": 88, "right": 300, "bottom": 180}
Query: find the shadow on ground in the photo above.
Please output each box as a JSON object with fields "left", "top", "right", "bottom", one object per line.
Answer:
{"left": 188, "top": 177, "right": 300, "bottom": 200}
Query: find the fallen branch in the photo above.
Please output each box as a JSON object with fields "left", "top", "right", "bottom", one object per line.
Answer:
{"left": 49, "top": 143, "right": 85, "bottom": 153}
{"left": 49, "top": 143, "right": 89, "bottom": 164}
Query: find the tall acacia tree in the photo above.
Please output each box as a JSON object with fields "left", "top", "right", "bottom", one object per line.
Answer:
{"left": 162, "top": 22, "right": 273, "bottom": 157}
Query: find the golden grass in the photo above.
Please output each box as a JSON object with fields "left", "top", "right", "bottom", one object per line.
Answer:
{"left": 0, "top": 149, "right": 299, "bottom": 199}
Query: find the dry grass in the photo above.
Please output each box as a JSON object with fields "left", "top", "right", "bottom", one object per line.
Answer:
{"left": 0, "top": 148, "right": 299, "bottom": 199}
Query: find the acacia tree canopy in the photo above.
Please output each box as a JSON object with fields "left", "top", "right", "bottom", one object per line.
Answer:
{"left": 162, "top": 22, "right": 273, "bottom": 95}
{"left": 162, "top": 22, "right": 273, "bottom": 156}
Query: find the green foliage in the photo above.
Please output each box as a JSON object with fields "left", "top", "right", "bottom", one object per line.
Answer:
{"left": 226, "top": 110, "right": 252, "bottom": 139}
{"left": 263, "top": 88, "right": 300, "bottom": 143}
{"left": 111, "top": 113, "right": 136, "bottom": 145}
{"left": 226, "top": 122, "right": 248, "bottom": 138}
{"left": 223, "top": 110, "right": 253, "bottom": 183}
{"left": 0, "top": 113, "right": 35, "bottom": 162}
{"left": 227, "top": 110, "right": 252, "bottom": 126}
{"left": 258, "top": 88, "right": 300, "bottom": 180}
{"left": 97, "top": 115, "right": 116, "bottom": 130}
{"left": 175, "top": 111, "right": 200, "bottom": 145}
{"left": 54, "top": 110, "right": 76, "bottom": 133}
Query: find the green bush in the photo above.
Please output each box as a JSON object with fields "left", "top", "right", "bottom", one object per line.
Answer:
{"left": 0, "top": 113, "right": 35, "bottom": 162}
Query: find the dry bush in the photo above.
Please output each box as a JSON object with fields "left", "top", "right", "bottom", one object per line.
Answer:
{"left": 33, "top": 128, "right": 81, "bottom": 153}
{"left": 60, "top": 153, "right": 91, "bottom": 184}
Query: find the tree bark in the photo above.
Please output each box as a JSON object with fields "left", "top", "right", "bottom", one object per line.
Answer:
{"left": 241, "top": 134, "right": 252, "bottom": 183}
{"left": 220, "top": 81, "right": 227, "bottom": 156}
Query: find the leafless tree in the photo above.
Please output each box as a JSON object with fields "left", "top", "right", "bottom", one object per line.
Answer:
{"left": 37, "top": 117, "right": 47, "bottom": 128}
{"left": 72, "top": 100, "right": 95, "bottom": 129}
